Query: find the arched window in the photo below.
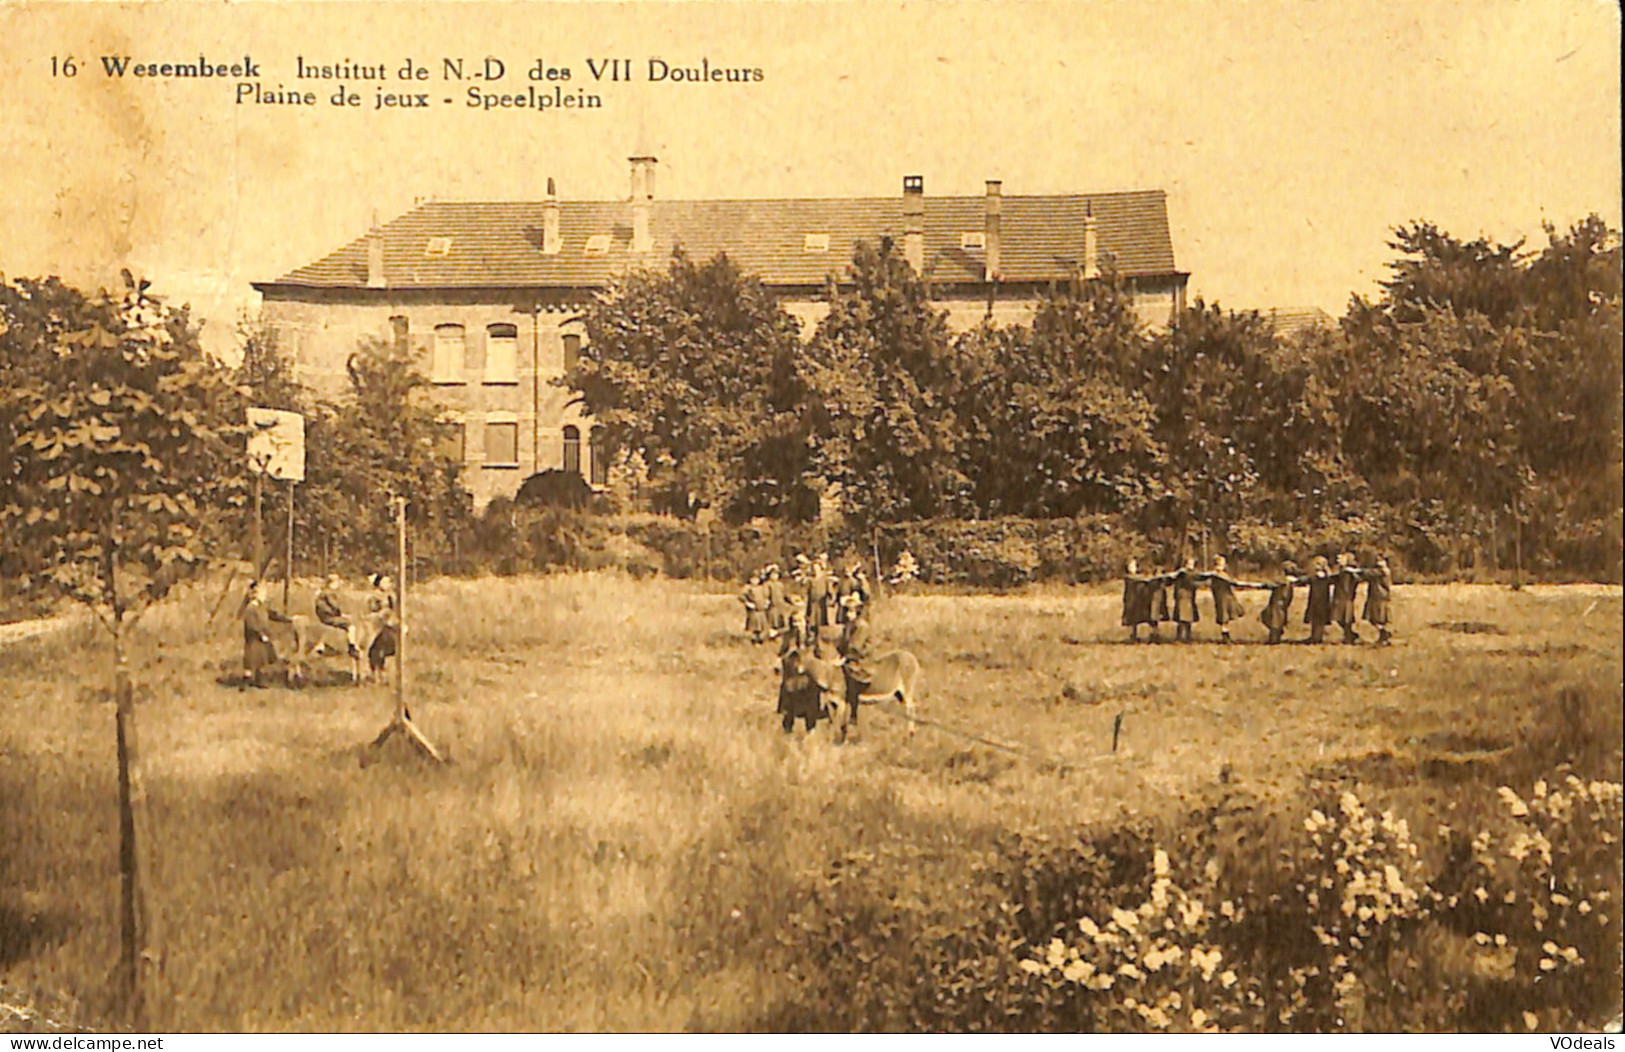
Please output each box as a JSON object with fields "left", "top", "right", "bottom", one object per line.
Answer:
{"left": 562, "top": 425, "right": 581, "bottom": 476}
{"left": 562, "top": 332, "right": 582, "bottom": 373}
{"left": 486, "top": 323, "right": 518, "bottom": 384}
{"left": 432, "top": 324, "right": 465, "bottom": 383}
{"left": 589, "top": 426, "right": 609, "bottom": 487}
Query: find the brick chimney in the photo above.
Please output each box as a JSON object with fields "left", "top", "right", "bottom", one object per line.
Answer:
{"left": 542, "top": 177, "right": 561, "bottom": 255}
{"left": 1082, "top": 200, "right": 1100, "bottom": 281}
{"left": 983, "top": 180, "right": 1002, "bottom": 282}
{"left": 902, "top": 175, "right": 925, "bottom": 273}
{"left": 630, "top": 154, "right": 657, "bottom": 255}
{"left": 366, "top": 211, "right": 386, "bottom": 289}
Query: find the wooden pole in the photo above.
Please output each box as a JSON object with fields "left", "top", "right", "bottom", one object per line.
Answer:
{"left": 113, "top": 639, "right": 151, "bottom": 1028}
{"left": 251, "top": 472, "right": 264, "bottom": 582}
{"left": 368, "top": 495, "right": 444, "bottom": 764}
{"left": 284, "top": 478, "right": 295, "bottom": 612}
{"left": 872, "top": 526, "right": 883, "bottom": 605}
{"left": 396, "top": 496, "right": 407, "bottom": 722}
{"left": 1512, "top": 491, "right": 1523, "bottom": 592}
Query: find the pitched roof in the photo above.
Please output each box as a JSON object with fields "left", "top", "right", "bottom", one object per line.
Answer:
{"left": 1262, "top": 306, "right": 1337, "bottom": 337}
{"left": 257, "top": 191, "right": 1181, "bottom": 292}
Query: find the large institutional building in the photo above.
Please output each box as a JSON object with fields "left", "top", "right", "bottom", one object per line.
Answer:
{"left": 254, "top": 157, "right": 1189, "bottom": 507}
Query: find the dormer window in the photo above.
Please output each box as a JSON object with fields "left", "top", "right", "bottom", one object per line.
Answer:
{"left": 803, "top": 233, "right": 830, "bottom": 253}
{"left": 425, "top": 237, "right": 453, "bottom": 257}
{"left": 960, "top": 232, "right": 986, "bottom": 250}
{"left": 583, "top": 234, "right": 611, "bottom": 255}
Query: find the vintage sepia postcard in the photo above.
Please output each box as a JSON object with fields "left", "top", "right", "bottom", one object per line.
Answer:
{"left": 1, "top": 0, "right": 1621, "bottom": 1038}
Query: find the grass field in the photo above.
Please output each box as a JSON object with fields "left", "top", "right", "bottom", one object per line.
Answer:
{"left": 1, "top": 572, "right": 1620, "bottom": 1032}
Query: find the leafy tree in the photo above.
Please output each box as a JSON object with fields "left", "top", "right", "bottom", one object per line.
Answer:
{"left": 313, "top": 338, "right": 469, "bottom": 573}
{"left": 956, "top": 273, "right": 1163, "bottom": 518}
{"left": 801, "top": 239, "right": 966, "bottom": 524}
{"left": 234, "top": 313, "right": 305, "bottom": 414}
{"left": 1136, "top": 302, "right": 1276, "bottom": 550}
{"left": 231, "top": 325, "right": 470, "bottom": 577}
{"left": 1340, "top": 216, "right": 1622, "bottom": 574}
{"left": 0, "top": 272, "right": 246, "bottom": 1022}
{"left": 567, "top": 249, "right": 806, "bottom": 519}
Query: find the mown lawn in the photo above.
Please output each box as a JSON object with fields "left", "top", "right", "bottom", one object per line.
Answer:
{"left": 1, "top": 573, "right": 1620, "bottom": 1031}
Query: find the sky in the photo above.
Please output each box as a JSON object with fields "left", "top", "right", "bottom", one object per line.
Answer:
{"left": 1, "top": 0, "right": 1619, "bottom": 356}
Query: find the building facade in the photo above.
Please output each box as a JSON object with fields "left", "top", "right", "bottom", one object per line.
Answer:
{"left": 254, "top": 157, "right": 1189, "bottom": 508}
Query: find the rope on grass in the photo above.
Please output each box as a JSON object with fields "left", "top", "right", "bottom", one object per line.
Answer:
{"left": 877, "top": 702, "right": 1115, "bottom": 775}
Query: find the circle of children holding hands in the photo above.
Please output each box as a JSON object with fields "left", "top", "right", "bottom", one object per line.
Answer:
{"left": 237, "top": 570, "right": 402, "bottom": 687}
{"left": 1122, "top": 551, "right": 1394, "bottom": 646}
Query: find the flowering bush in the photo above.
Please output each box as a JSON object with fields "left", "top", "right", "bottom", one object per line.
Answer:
{"left": 1434, "top": 773, "right": 1624, "bottom": 1030}
{"left": 1011, "top": 781, "right": 1622, "bottom": 1033}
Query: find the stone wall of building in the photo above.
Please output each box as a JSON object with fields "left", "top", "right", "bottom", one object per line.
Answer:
{"left": 261, "top": 294, "right": 595, "bottom": 508}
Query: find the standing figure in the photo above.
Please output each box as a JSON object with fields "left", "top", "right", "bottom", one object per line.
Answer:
{"left": 1149, "top": 565, "right": 1172, "bottom": 642}
{"left": 1121, "top": 558, "right": 1155, "bottom": 642}
{"left": 1169, "top": 557, "right": 1205, "bottom": 643}
{"left": 838, "top": 593, "right": 874, "bottom": 729}
{"left": 1259, "top": 561, "right": 1302, "bottom": 645}
{"left": 834, "top": 563, "right": 862, "bottom": 625}
{"left": 791, "top": 553, "right": 812, "bottom": 587}
{"left": 240, "top": 580, "right": 288, "bottom": 687}
{"left": 1207, "top": 555, "right": 1264, "bottom": 643}
{"left": 775, "top": 567, "right": 802, "bottom": 640}
{"left": 806, "top": 554, "right": 834, "bottom": 633}
{"left": 367, "top": 572, "right": 400, "bottom": 676}
{"left": 1303, "top": 556, "right": 1335, "bottom": 644}
{"left": 763, "top": 565, "right": 789, "bottom": 640}
{"left": 852, "top": 564, "right": 874, "bottom": 611}
{"left": 1362, "top": 555, "right": 1394, "bottom": 646}
{"left": 779, "top": 609, "right": 809, "bottom": 656}
{"left": 1331, "top": 552, "right": 1363, "bottom": 644}
{"left": 776, "top": 610, "right": 819, "bottom": 733}
{"left": 740, "top": 572, "right": 769, "bottom": 644}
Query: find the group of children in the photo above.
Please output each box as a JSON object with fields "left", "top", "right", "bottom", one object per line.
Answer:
{"left": 1122, "top": 552, "right": 1394, "bottom": 645}
{"left": 739, "top": 552, "right": 874, "bottom": 647}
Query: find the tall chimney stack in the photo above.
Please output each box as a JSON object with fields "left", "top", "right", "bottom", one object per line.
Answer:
{"left": 366, "top": 211, "right": 386, "bottom": 289}
{"left": 1082, "top": 200, "right": 1100, "bottom": 280}
{"left": 629, "top": 154, "right": 657, "bottom": 255}
{"left": 983, "top": 179, "right": 1002, "bottom": 283}
{"left": 542, "top": 177, "right": 561, "bottom": 255}
{"left": 902, "top": 175, "right": 925, "bottom": 274}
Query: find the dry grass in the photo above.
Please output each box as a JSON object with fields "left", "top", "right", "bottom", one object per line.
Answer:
{"left": 1, "top": 572, "right": 1620, "bottom": 1031}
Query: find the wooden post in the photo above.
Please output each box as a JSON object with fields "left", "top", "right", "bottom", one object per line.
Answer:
{"left": 1512, "top": 492, "right": 1523, "bottom": 592}
{"left": 872, "top": 526, "right": 883, "bottom": 605}
{"left": 284, "top": 478, "right": 295, "bottom": 612}
{"left": 113, "top": 639, "right": 152, "bottom": 1027}
{"left": 368, "top": 496, "right": 444, "bottom": 764}
{"left": 395, "top": 497, "right": 406, "bottom": 722}
{"left": 251, "top": 472, "right": 264, "bottom": 581}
